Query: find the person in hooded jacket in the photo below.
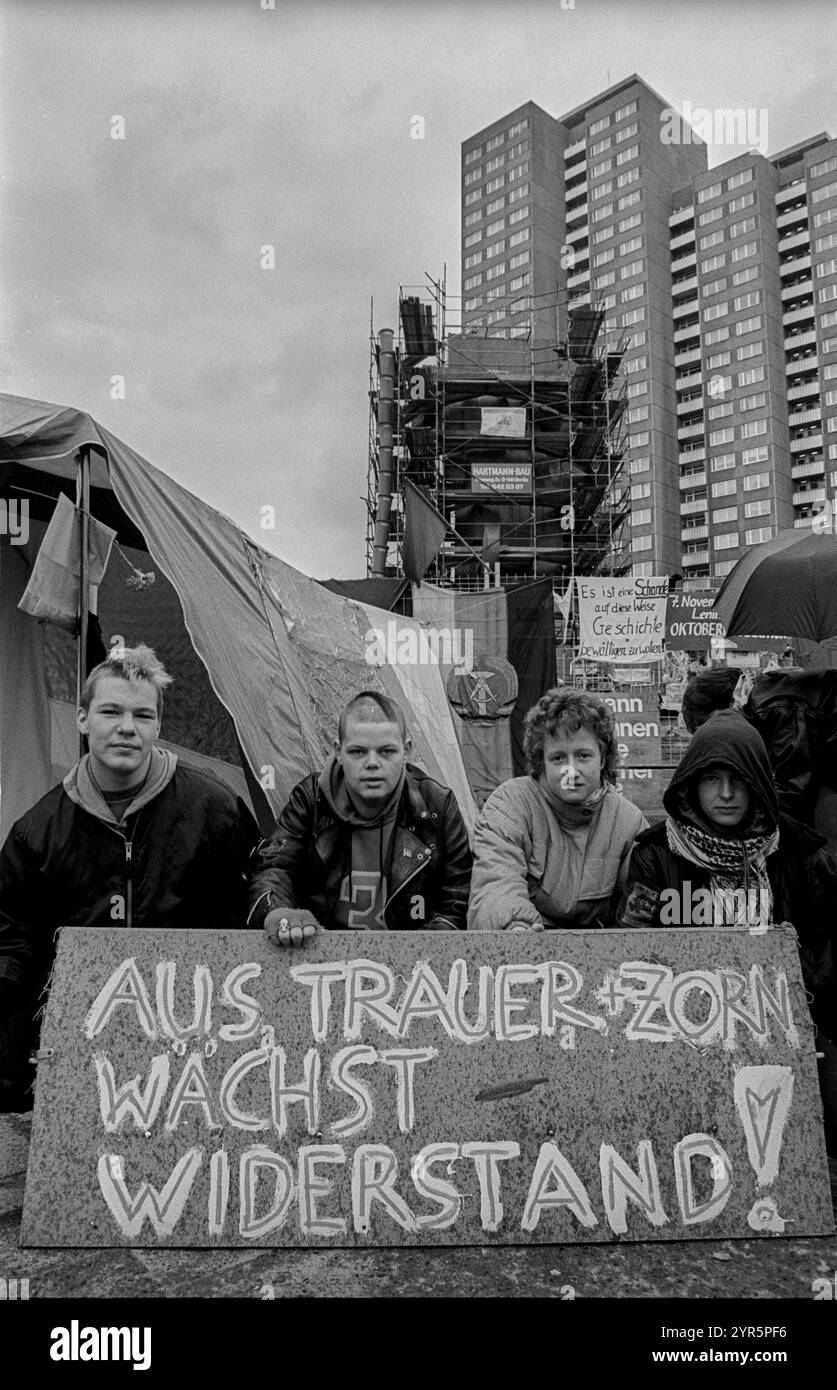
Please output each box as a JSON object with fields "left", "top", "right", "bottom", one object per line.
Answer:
{"left": 680, "top": 665, "right": 837, "bottom": 851}
{"left": 247, "top": 690, "right": 472, "bottom": 945}
{"left": 618, "top": 709, "right": 836, "bottom": 1046}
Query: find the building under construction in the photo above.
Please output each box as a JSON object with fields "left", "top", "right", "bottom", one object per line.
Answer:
{"left": 367, "top": 282, "right": 632, "bottom": 590}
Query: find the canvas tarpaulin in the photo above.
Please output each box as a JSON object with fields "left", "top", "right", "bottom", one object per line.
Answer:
{"left": 0, "top": 393, "right": 475, "bottom": 839}
{"left": 0, "top": 540, "right": 53, "bottom": 836}
{"left": 320, "top": 577, "right": 409, "bottom": 612}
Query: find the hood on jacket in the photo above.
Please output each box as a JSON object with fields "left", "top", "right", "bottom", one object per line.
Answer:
{"left": 318, "top": 753, "right": 405, "bottom": 827}
{"left": 64, "top": 745, "right": 178, "bottom": 825}
{"left": 664, "top": 709, "right": 779, "bottom": 835}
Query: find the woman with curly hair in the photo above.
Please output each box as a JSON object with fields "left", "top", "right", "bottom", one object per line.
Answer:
{"left": 467, "top": 687, "right": 647, "bottom": 931}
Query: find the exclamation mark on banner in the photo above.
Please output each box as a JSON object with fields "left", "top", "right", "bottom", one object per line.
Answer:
{"left": 733, "top": 1065, "right": 794, "bottom": 1233}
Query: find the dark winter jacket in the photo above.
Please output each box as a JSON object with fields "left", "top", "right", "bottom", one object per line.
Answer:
{"left": 617, "top": 711, "right": 836, "bottom": 1041}
{"left": 0, "top": 751, "right": 260, "bottom": 1073}
{"left": 744, "top": 667, "right": 837, "bottom": 825}
{"left": 247, "top": 761, "right": 472, "bottom": 932}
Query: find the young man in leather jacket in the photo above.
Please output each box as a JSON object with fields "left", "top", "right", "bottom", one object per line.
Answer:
{"left": 247, "top": 690, "right": 472, "bottom": 947}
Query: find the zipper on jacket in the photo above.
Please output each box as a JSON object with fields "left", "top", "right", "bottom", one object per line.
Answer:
{"left": 384, "top": 853, "right": 430, "bottom": 920}
{"left": 125, "top": 838, "right": 134, "bottom": 930}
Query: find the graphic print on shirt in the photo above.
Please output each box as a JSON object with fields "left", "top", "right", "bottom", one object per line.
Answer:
{"left": 338, "top": 869, "right": 388, "bottom": 929}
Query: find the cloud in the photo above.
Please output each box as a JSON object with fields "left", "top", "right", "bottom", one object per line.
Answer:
{"left": 1, "top": 0, "right": 835, "bottom": 579}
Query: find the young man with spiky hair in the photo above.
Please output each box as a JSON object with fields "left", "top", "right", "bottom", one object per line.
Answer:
{"left": 0, "top": 644, "right": 259, "bottom": 1109}
{"left": 248, "top": 690, "right": 472, "bottom": 947}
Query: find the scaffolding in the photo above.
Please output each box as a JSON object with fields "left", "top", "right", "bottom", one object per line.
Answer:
{"left": 367, "top": 277, "right": 632, "bottom": 590}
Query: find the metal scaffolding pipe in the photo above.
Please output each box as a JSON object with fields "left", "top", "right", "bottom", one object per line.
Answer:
{"left": 371, "top": 328, "right": 396, "bottom": 576}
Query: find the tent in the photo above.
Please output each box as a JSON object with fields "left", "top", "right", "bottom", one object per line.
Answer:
{"left": 0, "top": 393, "right": 475, "bottom": 844}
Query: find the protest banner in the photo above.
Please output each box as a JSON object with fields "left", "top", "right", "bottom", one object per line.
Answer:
{"left": 666, "top": 589, "right": 788, "bottom": 655}
{"left": 576, "top": 577, "right": 668, "bottom": 664}
{"left": 666, "top": 591, "right": 725, "bottom": 652}
{"left": 20, "top": 927, "right": 832, "bottom": 1248}
{"left": 603, "top": 687, "right": 671, "bottom": 819}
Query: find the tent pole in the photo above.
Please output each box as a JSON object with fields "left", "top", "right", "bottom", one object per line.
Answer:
{"left": 76, "top": 447, "right": 91, "bottom": 756}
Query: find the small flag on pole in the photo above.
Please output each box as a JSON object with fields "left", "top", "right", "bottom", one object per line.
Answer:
{"left": 18, "top": 492, "right": 116, "bottom": 631}
{"left": 554, "top": 580, "right": 574, "bottom": 643}
{"left": 402, "top": 479, "right": 448, "bottom": 583}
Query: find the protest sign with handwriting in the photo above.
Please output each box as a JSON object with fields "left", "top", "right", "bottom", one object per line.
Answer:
{"left": 20, "top": 928, "right": 832, "bottom": 1247}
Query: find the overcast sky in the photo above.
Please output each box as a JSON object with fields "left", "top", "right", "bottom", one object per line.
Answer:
{"left": 1, "top": 0, "right": 835, "bottom": 577}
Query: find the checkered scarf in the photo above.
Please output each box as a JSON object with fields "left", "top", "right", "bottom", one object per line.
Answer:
{"left": 665, "top": 816, "right": 779, "bottom": 928}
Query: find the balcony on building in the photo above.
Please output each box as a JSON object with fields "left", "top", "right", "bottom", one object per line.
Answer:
{"left": 784, "top": 327, "right": 818, "bottom": 351}
{"left": 671, "top": 251, "right": 697, "bottom": 273}
{"left": 678, "top": 445, "right": 706, "bottom": 465}
{"left": 680, "top": 498, "right": 707, "bottom": 516}
{"left": 675, "top": 347, "right": 702, "bottom": 368}
{"left": 677, "top": 424, "right": 704, "bottom": 442}
{"left": 782, "top": 276, "right": 814, "bottom": 300}
{"left": 564, "top": 137, "right": 586, "bottom": 160}
{"left": 676, "top": 369, "right": 703, "bottom": 391}
{"left": 776, "top": 182, "right": 807, "bottom": 206}
{"left": 679, "top": 471, "right": 707, "bottom": 488}
{"left": 783, "top": 304, "right": 816, "bottom": 327}
{"left": 791, "top": 432, "right": 824, "bottom": 452}
{"left": 793, "top": 486, "right": 826, "bottom": 505}
{"left": 677, "top": 396, "right": 705, "bottom": 415}
{"left": 673, "top": 299, "right": 699, "bottom": 320}
{"left": 780, "top": 253, "right": 812, "bottom": 277}
{"left": 565, "top": 200, "right": 588, "bottom": 225}
{"left": 670, "top": 230, "right": 696, "bottom": 253}
{"left": 788, "top": 405, "right": 822, "bottom": 427}
{"left": 682, "top": 550, "right": 710, "bottom": 566}
{"left": 784, "top": 358, "right": 817, "bottom": 380}
{"left": 566, "top": 224, "right": 589, "bottom": 245}
{"left": 786, "top": 353, "right": 820, "bottom": 375}
{"left": 778, "top": 229, "right": 811, "bottom": 254}
{"left": 792, "top": 458, "right": 826, "bottom": 480}
{"left": 669, "top": 205, "right": 694, "bottom": 228}
{"left": 776, "top": 205, "right": 809, "bottom": 230}
{"left": 672, "top": 275, "right": 698, "bottom": 297}
{"left": 674, "top": 322, "right": 700, "bottom": 345}
{"left": 787, "top": 378, "right": 821, "bottom": 401}
{"left": 567, "top": 267, "right": 590, "bottom": 289}
{"left": 681, "top": 524, "right": 708, "bottom": 541}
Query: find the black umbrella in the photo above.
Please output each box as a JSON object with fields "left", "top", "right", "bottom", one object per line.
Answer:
{"left": 714, "top": 527, "right": 837, "bottom": 643}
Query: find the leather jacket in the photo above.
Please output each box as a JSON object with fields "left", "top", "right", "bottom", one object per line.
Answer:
{"left": 247, "top": 763, "right": 472, "bottom": 932}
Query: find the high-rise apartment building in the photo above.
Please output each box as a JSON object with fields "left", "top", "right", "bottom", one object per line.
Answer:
{"left": 461, "top": 76, "right": 837, "bottom": 588}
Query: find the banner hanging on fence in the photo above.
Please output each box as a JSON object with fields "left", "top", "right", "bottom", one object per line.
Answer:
{"left": 20, "top": 927, "right": 832, "bottom": 1249}
{"left": 576, "top": 576, "right": 668, "bottom": 664}
{"left": 605, "top": 686, "right": 668, "bottom": 818}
